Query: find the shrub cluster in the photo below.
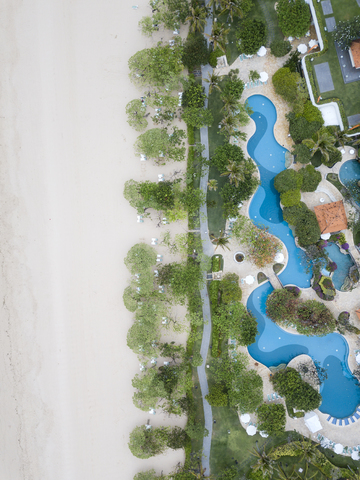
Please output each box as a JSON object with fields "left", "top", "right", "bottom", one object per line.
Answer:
{"left": 236, "top": 19, "right": 267, "bottom": 55}
{"left": 270, "top": 39, "right": 291, "bottom": 57}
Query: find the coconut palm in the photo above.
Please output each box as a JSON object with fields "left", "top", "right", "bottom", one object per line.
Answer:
{"left": 298, "top": 438, "right": 318, "bottom": 463}
{"left": 207, "top": 179, "right": 218, "bottom": 191}
{"left": 186, "top": 5, "right": 208, "bottom": 33}
{"left": 221, "top": 93, "right": 240, "bottom": 115}
{"left": 220, "top": 0, "right": 248, "bottom": 21}
{"left": 220, "top": 160, "right": 247, "bottom": 186}
{"left": 204, "top": 72, "right": 222, "bottom": 95}
{"left": 219, "top": 114, "right": 238, "bottom": 138}
{"left": 210, "top": 233, "right": 231, "bottom": 251}
{"left": 206, "top": 23, "right": 230, "bottom": 53}
{"left": 251, "top": 447, "right": 275, "bottom": 478}
{"left": 332, "top": 128, "right": 350, "bottom": 148}
{"left": 302, "top": 130, "right": 337, "bottom": 164}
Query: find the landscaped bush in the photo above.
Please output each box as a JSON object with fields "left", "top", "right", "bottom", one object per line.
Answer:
{"left": 272, "top": 68, "right": 300, "bottom": 105}
{"left": 257, "top": 403, "right": 286, "bottom": 435}
{"left": 212, "top": 255, "right": 221, "bottom": 272}
{"left": 211, "top": 143, "right": 247, "bottom": 171}
{"left": 220, "top": 273, "right": 242, "bottom": 304}
{"left": 257, "top": 272, "right": 268, "bottom": 284}
{"left": 322, "top": 148, "right": 342, "bottom": 168}
{"left": 282, "top": 201, "right": 308, "bottom": 226}
{"left": 274, "top": 168, "right": 303, "bottom": 193}
{"left": 205, "top": 383, "right": 229, "bottom": 406}
{"left": 182, "top": 33, "right": 209, "bottom": 71}
{"left": 280, "top": 189, "right": 301, "bottom": 207}
{"left": 287, "top": 112, "right": 322, "bottom": 144}
{"left": 209, "top": 47, "right": 224, "bottom": 68}
{"left": 331, "top": 232, "right": 346, "bottom": 245}
{"left": 299, "top": 165, "right": 322, "bottom": 192}
{"left": 301, "top": 101, "right": 325, "bottom": 125}
{"left": 292, "top": 143, "right": 312, "bottom": 164}
{"left": 220, "top": 174, "right": 259, "bottom": 218}
{"left": 284, "top": 285, "right": 301, "bottom": 297}
{"left": 271, "top": 367, "right": 322, "bottom": 412}
{"left": 294, "top": 209, "right": 321, "bottom": 247}
{"left": 209, "top": 280, "right": 220, "bottom": 307}
{"left": 222, "top": 69, "right": 245, "bottom": 100}
{"left": 296, "top": 299, "right": 336, "bottom": 335}
{"left": 266, "top": 288, "right": 300, "bottom": 322}
{"left": 270, "top": 39, "right": 291, "bottom": 57}
{"left": 276, "top": 0, "right": 311, "bottom": 38}
{"left": 236, "top": 19, "right": 267, "bottom": 55}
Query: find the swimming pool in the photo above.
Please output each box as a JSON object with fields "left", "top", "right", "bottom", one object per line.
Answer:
{"left": 324, "top": 242, "right": 354, "bottom": 291}
{"left": 246, "top": 94, "right": 360, "bottom": 418}
{"left": 339, "top": 160, "right": 360, "bottom": 208}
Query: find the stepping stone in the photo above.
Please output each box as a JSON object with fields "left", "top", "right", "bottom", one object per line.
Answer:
{"left": 325, "top": 17, "right": 336, "bottom": 32}
{"left": 321, "top": 0, "right": 333, "bottom": 15}
{"left": 314, "top": 63, "right": 335, "bottom": 93}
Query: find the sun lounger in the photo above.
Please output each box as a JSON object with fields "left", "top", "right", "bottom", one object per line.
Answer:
{"left": 272, "top": 393, "right": 276, "bottom": 400}
{"left": 140, "top": 154, "right": 147, "bottom": 161}
{"left": 344, "top": 418, "right": 349, "bottom": 426}
{"left": 137, "top": 215, "right": 144, "bottom": 223}
{"left": 339, "top": 419, "right": 343, "bottom": 426}
{"left": 354, "top": 412, "right": 360, "bottom": 419}
{"left": 267, "top": 394, "right": 272, "bottom": 401}
{"left": 331, "top": 418, "right": 337, "bottom": 425}
{"left": 350, "top": 416, "right": 356, "bottom": 423}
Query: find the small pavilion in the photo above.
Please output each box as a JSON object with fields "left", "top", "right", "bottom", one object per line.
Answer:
{"left": 314, "top": 200, "right": 348, "bottom": 234}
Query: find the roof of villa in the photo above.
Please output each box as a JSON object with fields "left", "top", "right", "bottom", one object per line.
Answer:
{"left": 314, "top": 200, "right": 348, "bottom": 234}
{"left": 350, "top": 39, "right": 360, "bottom": 69}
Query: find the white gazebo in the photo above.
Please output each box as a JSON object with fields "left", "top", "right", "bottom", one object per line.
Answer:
{"left": 304, "top": 412, "right": 322, "bottom": 433}
{"left": 260, "top": 71, "right": 269, "bottom": 83}
{"left": 297, "top": 44, "right": 307, "bottom": 54}
{"left": 257, "top": 46, "right": 267, "bottom": 57}
{"left": 246, "top": 425, "right": 257, "bottom": 436}
{"left": 240, "top": 413, "right": 250, "bottom": 424}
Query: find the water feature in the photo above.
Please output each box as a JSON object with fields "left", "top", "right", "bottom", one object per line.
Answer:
{"left": 324, "top": 242, "right": 354, "bottom": 291}
{"left": 246, "top": 94, "right": 360, "bottom": 418}
{"left": 339, "top": 160, "right": 360, "bottom": 208}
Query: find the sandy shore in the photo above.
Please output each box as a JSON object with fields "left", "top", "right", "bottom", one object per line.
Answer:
{"left": 0, "top": 1, "right": 186, "bottom": 478}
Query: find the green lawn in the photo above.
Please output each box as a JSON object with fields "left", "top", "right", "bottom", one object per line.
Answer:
{"left": 311, "top": 0, "right": 360, "bottom": 117}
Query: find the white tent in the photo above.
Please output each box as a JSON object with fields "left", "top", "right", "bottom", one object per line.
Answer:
{"left": 245, "top": 275, "right": 255, "bottom": 285}
{"left": 257, "top": 46, "right": 267, "bottom": 57}
{"left": 297, "top": 44, "right": 307, "bottom": 54}
{"left": 352, "top": 451, "right": 360, "bottom": 460}
{"left": 320, "top": 232, "right": 331, "bottom": 240}
{"left": 246, "top": 425, "right": 257, "bottom": 436}
{"left": 240, "top": 413, "right": 250, "bottom": 424}
{"left": 259, "top": 71, "right": 268, "bottom": 83}
{"left": 304, "top": 412, "right": 322, "bottom": 433}
{"left": 309, "top": 39, "right": 318, "bottom": 48}
{"left": 334, "top": 443, "right": 343, "bottom": 454}
{"left": 260, "top": 431, "right": 269, "bottom": 438}
{"left": 274, "top": 252, "right": 284, "bottom": 263}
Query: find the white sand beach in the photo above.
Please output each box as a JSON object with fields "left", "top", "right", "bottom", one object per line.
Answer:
{"left": 0, "top": 0, "right": 184, "bottom": 478}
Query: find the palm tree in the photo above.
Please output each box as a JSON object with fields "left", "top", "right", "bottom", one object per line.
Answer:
{"left": 204, "top": 72, "right": 222, "bottom": 95}
{"left": 219, "top": 114, "right": 238, "bottom": 138}
{"left": 220, "top": 0, "right": 248, "bottom": 21}
{"left": 221, "top": 93, "right": 240, "bottom": 115}
{"left": 298, "top": 438, "right": 318, "bottom": 463}
{"left": 206, "top": 23, "right": 230, "bottom": 53}
{"left": 251, "top": 447, "right": 275, "bottom": 478}
{"left": 302, "top": 130, "right": 337, "bottom": 164}
{"left": 332, "top": 128, "right": 350, "bottom": 148}
{"left": 210, "top": 233, "right": 230, "bottom": 250}
{"left": 220, "top": 160, "right": 247, "bottom": 186}
{"left": 207, "top": 179, "right": 218, "bottom": 191}
{"left": 186, "top": 5, "right": 208, "bottom": 33}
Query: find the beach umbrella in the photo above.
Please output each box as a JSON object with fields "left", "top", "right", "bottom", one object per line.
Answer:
{"left": 240, "top": 413, "right": 250, "bottom": 423}
{"left": 352, "top": 451, "right": 360, "bottom": 460}
{"left": 274, "top": 252, "right": 284, "bottom": 263}
{"left": 297, "top": 44, "right": 307, "bottom": 54}
{"left": 246, "top": 425, "right": 257, "bottom": 436}
{"left": 334, "top": 443, "right": 343, "bottom": 454}
{"left": 257, "top": 46, "right": 267, "bottom": 57}
{"left": 320, "top": 233, "right": 331, "bottom": 240}
{"left": 260, "top": 431, "right": 269, "bottom": 438}
{"left": 259, "top": 71, "right": 268, "bottom": 83}
{"left": 309, "top": 39, "right": 318, "bottom": 48}
{"left": 356, "top": 353, "right": 360, "bottom": 364}
{"left": 245, "top": 275, "right": 255, "bottom": 285}
{"left": 287, "top": 36, "right": 294, "bottom": 42}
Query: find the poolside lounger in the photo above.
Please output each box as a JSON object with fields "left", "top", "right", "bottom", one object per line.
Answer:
{"left": 267, "top": 394, "right": 272, "bottom": 401}
{"left": 344, "top": 418, "right": 349, "bottom": 426}
{"left": 354, "top": 412, "right": 360, "bottom": 419}
{"left": 272, "top": 394, "right": 276, "bottom": 400}
{"left": 349, "top": 448, "right": 353, "bottom": 454}
{"left": 331, "top": 418, "right": 337, "bottom": 425}
{"left": 339, "top": 419, "right": 343, "bottom": 426}
{"left": 351, "top": 416, "right": 356, "bottom": 423}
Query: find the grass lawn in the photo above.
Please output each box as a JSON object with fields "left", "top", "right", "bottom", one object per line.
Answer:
{"left": 311, "top": 0, "right": 360, "bottom": 117}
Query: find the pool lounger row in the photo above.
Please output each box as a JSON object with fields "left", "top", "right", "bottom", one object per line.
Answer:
{"left": 267, "top": 393, "right": 282, "bottom": 401}
{"left": 326, "top": 411, "right": 360, "bottom": 425}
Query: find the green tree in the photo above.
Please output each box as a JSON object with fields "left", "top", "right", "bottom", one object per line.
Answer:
{"left": 206, "top": 23, "right": 230, "bottom": 53}
{"left": 257, "top": 403, "right": 286, "bottom": 435}
{"left": 134, "top": 127, "right": 186, "bottom": 162}
{"left": 123, "top": 286, "right": 139, "bottom": 312}
{"left": 124, "top": 243, "right": 157, "bottom": 274}
{"left": 158, "top": 261, "right": 204, "bottom": 304}
{"left": 221, "top": 160, "right": 248, "bottom": 186}
{"left": 211, "top": 233, "right": 231, "bottom": 251}
{"left": 132, "top": 368, "right": 168, "bottom": 411}
{"left": 272, "top": 67, "right": 302, "bottom": 106}
{"left": 230, "top": 369, "right": 263, "bottom": 412}
{"left": 251, "top": 448, "right": 275, "bottom": 478}
{"left": 221, "top": 93, "right": 240, "bottom": 116}
{"left": 185, "top": 421, "right": 209, "bottom": 441}
{"left": 291, "top": 143, "right": 312, "bottom": 164}
{"left": 280, "top": 189, "right": 301, "bottom": 207}
{"left": 127, "top": 319, "right": 160, "bottom": 358}
{"left": 236, "top": 19, "right": 267, "bottom": 55}
{"left": 274, "top": 168, "right": 303, "bottom": 193}
{"left": 294, "top": 208, "right": 321, "bottom": 247}
{"left": 299, "top": 165, "right": 321, "bottom": 192}
{"left": 204, "top": 72, "right": 222, "bottom": 95}
{"left": 205, "top": 383, "right": 229, "bottom": 406}
{"left": 211, "top": 143, "right": 247, "bottom": 171}
{"left": 276, "top": 0, "right": 311, "bottom": 37}
{"left": 128, "top": 425, "right": 169, "bottom": 459}
{"left": 186, "top": 5, "right": 208, "bottom": 33}
{"left": 138, "top": 16, "right": 158, "bottom": 37}
{"left": 207, "top": 179, "right": 218, "bottom": 191}
{"left": 126, "top": 99, "right": 148, "bottom": 131}
{"left": 302, "top": 129, "right": 337, "bottom": 165}
{"left": 222, "top": 69, "right": 245, "bottom": 100}
{"left": 220, "top": 0, "right": 253, "bottom": 21}
{"left": 128, "top": 40, "right": 184, "bottom": 89}
{"left": 182, "top": 107, "right": 214, "bottom": 128}
{"left": 134, "top": 469, "right": 164, "bottom": 480}
{"left": 182, "top": 34, "right": 209, "bottom": 71}
{"left": 266, "top": 288, "right": 299, "bottom": 322}
{"left": 332, "top": 16, "right": 360, "bottom": 49}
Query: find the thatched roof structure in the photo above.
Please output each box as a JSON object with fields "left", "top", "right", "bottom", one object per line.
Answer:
{"left": 314, "top": 200, "right": 347, "bottom": 234}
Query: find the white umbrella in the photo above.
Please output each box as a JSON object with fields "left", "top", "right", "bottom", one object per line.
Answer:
{"left": 274, "top": 252, "right": 284, "bottom": 263}
{"left": 257, "top": 46, "right": 267, "bottom": 57}
{"left": 246, "top": 425, "right": 257, "bottom": 436}
{"left": 352, "top": 451, "right": 360, "bottom": 460}
{"left": 309, "top": 39, "right": 318, "bottom": 48}
{"left": 287, "top": 36, "right": 294, "bottom": 42}
{"left": 334, "top": 443, "right": 343, "bottom": 454}
{"left": 240, "top": 413, "right": 250, "bottom": 423}
{"left": 297, "top": 44, "right": 307, "bottom": 54}
{"left": 245, "top": 275, "right": 255, "bottom": 285}
{"left": 260, "top": 431, "right": 269, "bottom": 438}
{"left": 260, "top": 71, "right": 268, "bottom": 82}
{"left": 321, "top": 233, "right": 331, "bottom": 240}
{"left": 356, "top": 353, "right": 360, "bottom": 364}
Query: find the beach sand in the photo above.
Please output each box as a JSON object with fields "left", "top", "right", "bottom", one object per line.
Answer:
{"left": 0, "top": 0, "right": 185, "bottom": 478}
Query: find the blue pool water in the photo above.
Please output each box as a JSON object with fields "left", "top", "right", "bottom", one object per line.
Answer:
{"left": 245, "top": 94, "right": 360, "bottom": 418}
{"left": 324, "top": 242, "right": 354, "bottom": 291}
{"left": 339, "top": 160, "right": 360, "bottom": 208}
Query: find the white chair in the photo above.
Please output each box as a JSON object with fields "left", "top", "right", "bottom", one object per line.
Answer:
{"left": 154, "top": 270, "right": 159, "bottom": 277}
{"left": 140, "top": 154, "right": 147, "bottom": 161}
{"left": 137, "top": 215, "right": 144, "bottom": 223}
{"left": 151, "top": 238, "right": 158, "bottom": 245}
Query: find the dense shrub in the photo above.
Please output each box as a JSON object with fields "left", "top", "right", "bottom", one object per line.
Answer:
{"left": 272, "top": 68, "right": 300, "bottom": 105}
{"left": 212, "top": 255, "right": 221, "bottom": 272}
{"left": 299, "top": 165, "right": 322, "bottom": 192}
{"left": 272, "top": 368, "right": 322, "bottom": 411}
{"left": 182, "top": 80, "right": 206, "bottom": 108}
{"left": 205, "top": 383, "right": 228, "bottom": 406}
{"left": 222, "top": 69, "right": 245, "bottom": 100}
{"left": 283, "top": 50, "right": 301, "bottom": 73}
{"left": 274, "top": 168, "right": 303, "bottom": 193}
{"left": 283, "top": 202, "right": 308, "bottom": 225}
{"left": 280, "top": 189, "right": 301, "bottom": 207}
{"left": 296, "top": 300, "right": 336, "bottom": 335}
{"left": 211, "top": 143, "right": 246, "bottom": 171}
{"left": 236, "top": 19, "right": 267, "bottom": 55}
{"left": 220, "top": 273, "right": 242, "bottom": 304}
{"left": 276, "top": 0, "right": 311, "bottom": 37}
{"left": 221, "top": 175, "right": 259, "bottom": 218}
{"left": 257, "top": 403, "right": 286, "bottom": 435}
{"left": 209, "top": 47, "right": 224, "bottom": 68}
{"left": 287, "top": 112, "right": 322, "bottom": 144}
{"left": 322, "top": 148, "right": 342, "bottom": 168}
{"left": 292, "top": 143, "right": 312, "bottom": 164}
{"left": 270, "top": 39, "right": 292, "bottom": 57}
{"left": 182, "top": 34, "right": 209, "bottom": 71}
{"left": 301, "top": 101, "right": 325, "bottom": 125}
{"left": 266, "top": 288, "right": 299, "bottom": 322}
{"left": 295, "top": 209, "right": 321, "bottom": 247}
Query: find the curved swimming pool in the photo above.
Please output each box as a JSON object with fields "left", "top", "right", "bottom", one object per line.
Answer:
{"left": 246, "top": 95, "right": 360, "bottom": 418}
{"left": 339, "top": 160, "right": 360, "bottom": 208}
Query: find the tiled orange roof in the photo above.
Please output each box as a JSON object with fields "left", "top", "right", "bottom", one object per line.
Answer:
{"left": 351, "top": 39, "right": 360, "bottom": 69}
{"left": 314, "top": 200, "right": 347, "bottom": 234}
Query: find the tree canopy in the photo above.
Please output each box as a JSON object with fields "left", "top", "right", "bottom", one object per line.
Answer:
{"left": 236, "top": 19, "right": 267, "bottom": 55}
{"left": 332, "top": 16, "right": 360, "bottom": 49}
{"left": 276, "top": 0, "right": 311, "bottom": 38}
{"left": 134, "top": 127, "right": 186, "bottom": 162}
{"left": 257, "top": 403, "right": 286, "bottom": 435}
